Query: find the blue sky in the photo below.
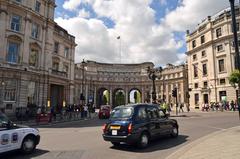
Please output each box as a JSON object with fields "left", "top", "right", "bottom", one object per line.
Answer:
{"left": 54, "top": 0, "right": 229, "bottom": 65}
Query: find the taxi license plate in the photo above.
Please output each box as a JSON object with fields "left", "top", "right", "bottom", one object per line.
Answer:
{"left": 112, "top": 130, "right": 117, "bottom": 135}
{"left": 110, "top": 126, "right": 121, "bottom": 130}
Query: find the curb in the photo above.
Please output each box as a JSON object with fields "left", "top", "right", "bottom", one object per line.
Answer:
{"left": 165, "top": 126, "right": 240, "bottom": 159}
{"left": 16, "top": 117, "right": 97, "bottom": 127}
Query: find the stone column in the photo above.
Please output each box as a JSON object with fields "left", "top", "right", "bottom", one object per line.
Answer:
{"left": 22, "top": 14, "right": 31, "bottom": 65}
{"left": 110, "top": 89, "right": 113, "bottom": 106}
{"left": 0, "top": 9, "right": 7, "bottom": 61}
{"left": 94, "top": 86, "right": 97, "bottom": 106}
{"left": 125, "top": 88, "right": 128, "bottom": 104}
{"left": 141, "top": 87, "right": 144, "bottom": 103}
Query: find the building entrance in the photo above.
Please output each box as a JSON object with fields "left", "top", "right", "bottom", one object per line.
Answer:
{"left": 50, "top": 84, "right": 64, "bottom": 113}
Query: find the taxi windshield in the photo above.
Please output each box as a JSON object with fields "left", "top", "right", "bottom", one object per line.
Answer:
{"left": 110, "top": 107, "right": 133, "bottom": 119}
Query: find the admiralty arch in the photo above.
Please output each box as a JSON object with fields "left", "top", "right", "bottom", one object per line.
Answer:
{"left": 74, "top": 60, "right": 188, "bottom": 108}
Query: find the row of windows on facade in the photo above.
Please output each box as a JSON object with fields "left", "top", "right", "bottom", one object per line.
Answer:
{"left": 192, "top": 45, "right": 224, "bottom": 61}
{"left": 10, "top": 14, "right": 70, "bottom": 58}
{"left": 194, "top": 91, "right": 227, "bottom": 105}
{"left": 193, "top": 59, "right": 225, "bottom": 78}
{"left": 7, "top": 41, "right": 69, "bottom": 73}
{"left": 0, "top": 80, "right": 36, "bottom": 103}
{"left": 14, "top": 0, "right": 41, "bottom": 13}
{"left": 192, "top": 22, "right": 240, "bottom": 49}
{"left": 194, "top": 78, "right": 226, "bottom": 89}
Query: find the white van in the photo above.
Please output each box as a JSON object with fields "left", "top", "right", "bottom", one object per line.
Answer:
{"left": 0, "top": 112, "right": 40, "bottom": 154}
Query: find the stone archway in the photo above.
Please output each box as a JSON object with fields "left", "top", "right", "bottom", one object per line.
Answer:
{"left": 96, "top": 87, "right": 110, "bottom": 108}
{"left": 128, "top": 88, "right": 142, "bottom": 104}
{"left": 113, "top": 88, "right": 125, "bottom": 108}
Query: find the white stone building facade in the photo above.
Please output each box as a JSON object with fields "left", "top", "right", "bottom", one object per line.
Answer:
{"left": 0, "top": 0, "right": 76, "bottom": 115}
{"left": 186, "top": 7, "right": 240, "bottom": 108}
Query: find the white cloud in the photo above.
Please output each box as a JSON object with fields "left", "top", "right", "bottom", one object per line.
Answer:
{"left": 63, "top": 0, "right": 82, "bottom": 11}
{"left": 163, "top": 0, "right": 229, "bottom": 32}
{"left": 57, "top": 0, "right": 229, "bottom": 65}
{"left": 78, "top": 8, "right": 91, "bottom": 18}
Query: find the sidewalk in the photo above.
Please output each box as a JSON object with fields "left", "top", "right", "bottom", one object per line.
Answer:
{"left": 166, "top": 126, "right": 240, "bottom": 159}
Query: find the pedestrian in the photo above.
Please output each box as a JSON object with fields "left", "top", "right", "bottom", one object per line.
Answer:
{"left": 83, "top": 104, "right": 88, "bottom": 119}
{"left": 186, "top": 103, "right": 190, "bottom": 112}
{"left": 230, "top": 100, "right": 235, "bottom": 111}
{"left": 36, "top": 107, "right": 41, "bottom": 124}
{"left": 179, "top": 103, "right": 184, "bottom": 113}
{"left": 25, "top": 107, "right": 29, "bottom": 121}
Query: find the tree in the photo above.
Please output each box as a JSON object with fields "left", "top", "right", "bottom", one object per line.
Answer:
{"left": 229, "top": 69, "right": 240, "bottom": 120}
{"left": 229, "top": 70, "right": 240, "bottom": 88}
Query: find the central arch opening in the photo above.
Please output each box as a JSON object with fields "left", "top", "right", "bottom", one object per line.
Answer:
{"left": 129, "top": 89, "right": 141, "bottom": 104}
{"left": 113, "top": 89, "right": 125, "bottom": 107}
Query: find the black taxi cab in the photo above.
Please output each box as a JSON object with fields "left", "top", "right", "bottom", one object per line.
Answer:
{"left": 102, "top": 104, "right": 178, "bottom": 148}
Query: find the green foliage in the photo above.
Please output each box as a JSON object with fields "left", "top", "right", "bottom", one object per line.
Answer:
{"left": 229, "top": 70, "right": 240, "bottom": 87}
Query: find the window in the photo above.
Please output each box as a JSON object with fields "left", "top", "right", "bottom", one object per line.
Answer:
{"left": 192, "top": 40, "right": 196, "bottom": 48}
{"left": 194, "top": 83, "right": 198, "bottom": 89}
{"left": 29, "top": 49, "right": 38, "bottom": 67}
{"left": 203, "top": 81, "right": 208, "bottom": 88}
{"left": 54, "top": 42, "right": 59, "bottom": 53}
{"left": 193, "top": 54, "right": 197, "bottom": 61}
{"left": 220, "top": 78, "right": 226, "bottom": 85}
{"left": 194, "top": 93, "right": 199, "bottom": 105}
{"left": 52, "top": 62, "right": 59, "bottom": 71}
{"left": 202, "top": 63, "right": 207, "bottom": 76}
{"left": 11, "top": 15, "right": 21, "bottom": 32}
{"left": 202, "top": 50, "right": 206, "bottom": 57}
{"left": 35, "top": 1, "right": 41, "bottom": 12}
{"left": 7, "top": 42, "right": 19, "bottom": 63}
{"left": 201, "top": 35, "right": 205, "bottom": 44}
{"left": 31, "top": 23, "right": 39, "bottom": 39}
{"left": 216, "top": 28, "right": 222, "bottom": 38}
{"left": 64, "top": 47, "right": 69, "bottom": 58}
{"left": 193, "top": 65, "right": 198, "bottom": 78}
{"left": 217, "top": 44, "right": 223, "bottom": 52}
{"left": 137, "top": 107, "right": 147, "bottom": 120}
{"left": 4, "top": 80, "right": 17, "bottom": 101}
{"left": 27, "top": 82, "right": 36, "bottom": 104}
{"left": 146, "top": 106, "right": 158, "bottom": 119}
{"left": 218, "top": 59, "right": 225, "bottom": 72}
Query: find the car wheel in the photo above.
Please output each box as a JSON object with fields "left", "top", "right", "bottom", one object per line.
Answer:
{"left": 21, "top": 136, "right": 36, "bottom": 154}
{"left": 138, "top": 132, "right": 149, "bottom": 148}
{"left": 111, "top": 142, "right": 120, "bottom": 146}
{"left": 171, "top": 125, "right": 179, "bottom": 138}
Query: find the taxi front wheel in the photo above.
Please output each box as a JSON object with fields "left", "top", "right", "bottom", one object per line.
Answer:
{"left": 21, "top": 136, "right": 36, "bottom": 154}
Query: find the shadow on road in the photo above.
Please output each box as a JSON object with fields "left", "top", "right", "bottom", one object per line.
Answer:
{"left": 0, "top": 149, "right": 49, "bottom": 159}
{"left": 110, "top": 135, "right": 189, "bottom": 153}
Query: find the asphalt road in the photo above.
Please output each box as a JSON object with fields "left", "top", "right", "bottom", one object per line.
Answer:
{"left": 2, "top": 111, "right": 240, "bottom": 159}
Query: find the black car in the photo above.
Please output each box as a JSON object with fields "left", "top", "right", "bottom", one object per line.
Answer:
{"left": 102, "top": 104, "right": 178, "bottom": 148}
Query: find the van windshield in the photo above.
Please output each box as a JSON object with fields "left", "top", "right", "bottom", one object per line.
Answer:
{"left": 110, "top": 107, "right": 133, "bottom": 119}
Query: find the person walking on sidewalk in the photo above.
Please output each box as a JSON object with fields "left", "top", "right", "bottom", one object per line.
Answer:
{"left": 179, "top": 103, "right": 184, "bottom": 113}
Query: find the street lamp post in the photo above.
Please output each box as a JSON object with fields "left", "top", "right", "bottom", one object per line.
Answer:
{"left": 147, "top": 66, "right": 163, "bottom": 104}
{"left": 81, "top": 59, "right": 86, "bottom": 105}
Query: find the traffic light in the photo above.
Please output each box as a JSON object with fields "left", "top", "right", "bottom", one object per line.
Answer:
{"left": 172, "top": 88, "right": 177, "bottom": 97}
